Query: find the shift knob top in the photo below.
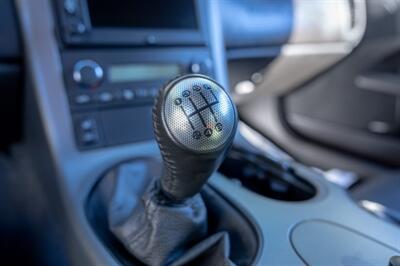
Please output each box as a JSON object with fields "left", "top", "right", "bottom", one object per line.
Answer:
{"left": 153, "top": 75, "right": 237, "bottom": 201}
{"left": 162, "top": 75, "right": 236, "bottom": 152}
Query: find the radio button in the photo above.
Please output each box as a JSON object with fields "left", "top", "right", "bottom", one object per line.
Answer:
{"left": 70, "top": 22, "right": 86, "bottom": 34}
{"left": 75, "top": 116, "right": 100, "bottom": 147}
{"left": 189, "top": 60, "right": 213, "bottom": 75}
{"left": 122, "top": 89, "right": 135, "bottom": 101}
{"left": 150, "top": 87, "right": 159, "bottom": 98}
{"left": 80, "top": 118, "right": 95, "bottom": 131}
{"left": 74, "top": 93, "right": 92, "bottom": 105}
{"left": 81, "top": 131, "right": 98, "bottom": 145}
{"left": 64, "top": 0, "right": 78, "bottom": 15}
{"left": 97, "top": 91, "right": 114, "bottom": 103}
{"left": 136, "top": 88, "right": 149, "bottom": 98}
{"left": 189, "top": 63, "right": 201, "bottom": 74}
{"left": 73, "top": 60, "right": 103, "bottom": 88}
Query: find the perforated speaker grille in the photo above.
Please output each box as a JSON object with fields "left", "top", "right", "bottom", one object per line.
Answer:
{"left": 163, "top": 77, "right": 236, "bottom": 152}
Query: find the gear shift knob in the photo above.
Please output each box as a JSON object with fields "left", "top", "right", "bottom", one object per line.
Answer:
{"left": 153, "top": 74, "right": 238, "bottom": 201}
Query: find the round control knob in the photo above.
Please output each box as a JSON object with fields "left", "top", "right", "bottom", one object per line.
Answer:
{"left": 73, "top": 59, "right": 103, "bottom": 88}
{"left": 153, "top": 74, "right": 238, "bottom": 201}
{"left": 188, "top": 60, "right": 212, "bottom": 75}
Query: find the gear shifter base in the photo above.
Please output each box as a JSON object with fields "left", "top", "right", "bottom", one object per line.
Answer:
{"left": 85, "top": 158, "right": 260, "bottom": 265}
{"left": 110, "top": 180, "right": 207, "bottom": 266}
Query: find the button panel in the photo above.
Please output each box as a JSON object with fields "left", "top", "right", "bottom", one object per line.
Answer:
{"left": 75, "top": 116, "right": 101, "bottom": 147}
{"left": 61, "top": 0, "right": 88, "bottom": 35}
{"left": 69, "top": 85, "right": 160, "bottom": 110}
{"left": 61, "top": 51, "right": 214, "bottom": 150}
{"left": 121, "top": 89, "right": 135, "bottom": 101}
{"left": 69, "top": 84, "right": 161, "bottom": 150}
{"left": 97, "top": 91, "right": 114, "bottom": 103}
{"left": 63, "top": 0, "right": 78, "bottom": 15}
{"left": 73, "top": 93, "right": 92, "bottom": 105}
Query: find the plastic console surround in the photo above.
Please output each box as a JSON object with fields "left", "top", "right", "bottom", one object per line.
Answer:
{"left": 86, "top": 134, "right": 400, "bottom": 265}
{"left": 220, "top": 132, "right": 400, "bottom": 265}
{"left": 16, "top": 0, "right": 400, "bottom": 265}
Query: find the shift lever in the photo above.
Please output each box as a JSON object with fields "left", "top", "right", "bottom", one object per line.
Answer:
{"left": 153, "top": 74, "right": 238, "bottom": 201}
{"left": 110, "top": 75, "right": 238, "bottom": 266}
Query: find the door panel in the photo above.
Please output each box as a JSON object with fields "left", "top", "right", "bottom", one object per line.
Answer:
{"left": 231, "top": 0, "right": 399, "bottom": 175}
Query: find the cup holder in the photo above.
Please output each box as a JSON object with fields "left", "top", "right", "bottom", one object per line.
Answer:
{"left": 218, "top": 148, "right": 317, "bottom": 201}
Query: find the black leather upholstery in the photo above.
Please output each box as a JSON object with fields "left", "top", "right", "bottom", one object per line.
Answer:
{"left": 171, "top": 232, "right": 234, "bottom": 266}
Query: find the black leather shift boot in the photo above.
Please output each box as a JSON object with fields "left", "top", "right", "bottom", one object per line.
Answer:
{"left": 85, "top": 158, "right": 259, "bottom": 266}
{"left": 171, "top": 231, "right": 234, "bottom": 266}
{"left": 109, "top": 179, "right": 208, "bottom": 265}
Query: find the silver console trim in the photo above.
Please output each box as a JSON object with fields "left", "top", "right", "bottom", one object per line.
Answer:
{"left": 238, "top": 121, "right": 293, "bottom": 162}
{"left": 209, "top": 166, "right": 400, "bottom": 265}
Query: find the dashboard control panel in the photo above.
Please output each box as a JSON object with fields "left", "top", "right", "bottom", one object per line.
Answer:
{"left": 61, "top": 49, "right": 213, "bottom": 150}
{"left": 54, "top": 0, "right": 213, "bottom": 150}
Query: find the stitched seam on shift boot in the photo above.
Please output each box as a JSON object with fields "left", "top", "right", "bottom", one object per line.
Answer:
{"left": 129, "top": 203, "right": 158, "bottom": 250}
{"left": 125, "top": 193, "right": 158, "bottom": 245}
